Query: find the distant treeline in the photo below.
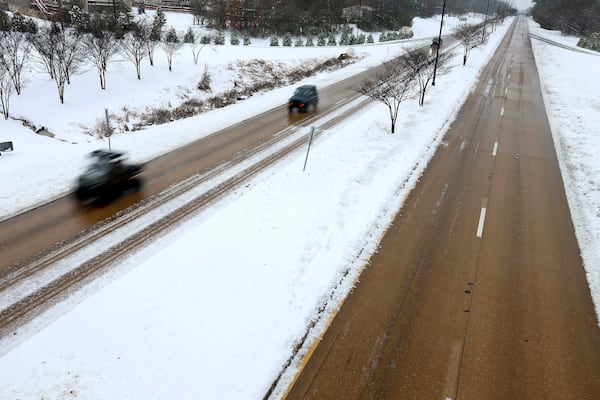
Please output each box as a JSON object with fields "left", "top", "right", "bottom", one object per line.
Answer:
{"left": 532, "top": 0, "right": 600, "bottom": 36}
{"left": 174, "top": 0, "right": 516, "bottom": 35}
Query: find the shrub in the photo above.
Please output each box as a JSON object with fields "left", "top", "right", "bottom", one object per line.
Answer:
{"left": 197, "top": 65, "right": 211, "bottom": 91}
{"left": 317, "top": 32, "right": 326, "bottom": 46}
{"left": 578, "top": 33, "right": 600, "bottom": 51}
{"left": 230, "top": 31, "right": 240, "bottom": 45}
{"left": 183, "top": 27, "right": 195, "bottom": 43}
{"left": 142, "top": 107, "right": 172, "bottom": 125}
{"left": 339, "top": 31, "right": 350, "bottom": 45}
{"left": 172, "top": 99, "right": 204, "bottom": 119}
{"left": 214, "top": 31, "right": 225, "bottom": 45}
{"left": 283, "top": 32, "right": 292, "bottom": 46}
{"left": 208, "top": 89, "right": 237, "bottom": 108}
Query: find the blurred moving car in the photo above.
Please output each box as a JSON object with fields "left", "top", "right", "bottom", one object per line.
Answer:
{"left": 288, "top": 85, "right": 319, "bottom": 113}
{"left": 75, "top": 150, "right": 143, "bottom": 205}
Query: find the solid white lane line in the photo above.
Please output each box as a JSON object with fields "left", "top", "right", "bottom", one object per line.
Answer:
{"left": 492, "top": 141, "right": 498, "bottom": 157}
{"left": 476, "top": 208, "right": 487, "bottom": 238}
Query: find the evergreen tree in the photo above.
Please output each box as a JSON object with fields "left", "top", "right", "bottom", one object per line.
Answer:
{"left": 0, "top": 10, "right": 9, "bottom": 31}
{"left": 68, "top": 6, "right": 89, "bottom": 34}
{"left": 10, "top": 12, "right": 27, "bottom": 32}
{"left": 183, "top": 27, "right": 195, "bottom": 43}
{"left": 305, "top": 34, "right": 314, "bottom": 46}
{"left": 230, "top": 31, "right": 240, "bottom": 45}
{"left": 151, "top": 10, "right": 166, "bottom": 41}
{"left": 214, "top": 30, "right": 225, "bottom": 45}
{"left": 328, "top": 34, "right": 337, "bottom": 46}
{"left": 317, "top": 32, "right": 326, "bottom": 46}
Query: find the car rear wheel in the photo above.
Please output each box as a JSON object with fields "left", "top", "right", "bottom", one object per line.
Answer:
{"left": 125, "top": 178, "right": 142, "bottom": 193}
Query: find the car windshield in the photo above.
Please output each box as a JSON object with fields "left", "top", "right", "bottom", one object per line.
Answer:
{"left": 88, "top": 161, "right": 110, "bottom": 175}
{"left": 295, "top": 87, "right": 313, "bottom": 96}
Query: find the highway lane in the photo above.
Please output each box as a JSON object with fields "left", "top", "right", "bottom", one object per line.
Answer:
{"left": 0, "top": 59, "right": 381, "bottom": 275}
{"left": 283, "top": 17, "right": 600, "bottom": 400}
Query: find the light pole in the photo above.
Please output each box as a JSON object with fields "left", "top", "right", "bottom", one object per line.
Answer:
{"left": 482, "top": 0, "right": 491, "bottom": 43}
{"left": 431, "top": 0, "right": 446, "bottom": 86}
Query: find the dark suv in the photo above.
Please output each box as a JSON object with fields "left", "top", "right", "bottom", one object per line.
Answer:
{"left": 75, "top": 150, "right": 143, "bottom": 205}
{"left": 288, "top": 85, "right": 319, "bottom": 113}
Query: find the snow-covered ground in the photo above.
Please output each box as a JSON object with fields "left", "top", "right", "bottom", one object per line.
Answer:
{"left": 528, "top": 22, "right": 600, "bottom": 317}
{"left": 0, "top": 12, "right": 598, "bottom": 399}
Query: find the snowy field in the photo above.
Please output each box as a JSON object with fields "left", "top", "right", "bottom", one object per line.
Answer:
{"left": 528, "top": 21, "right": 600, "bottom": 319}
{"left": 0, "top": 12, "right": 599, "bottom": 400}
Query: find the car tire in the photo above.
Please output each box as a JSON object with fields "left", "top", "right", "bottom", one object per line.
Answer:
{"left": 126, "top": 178, "right": 142, "bottom": 193}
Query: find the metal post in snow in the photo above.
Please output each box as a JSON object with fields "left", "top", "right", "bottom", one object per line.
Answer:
{"left": 303, "top": 126, "right": 315, "bottom": 172}
{"left": 105, "top": 108, "right": 112, "bottom": 151}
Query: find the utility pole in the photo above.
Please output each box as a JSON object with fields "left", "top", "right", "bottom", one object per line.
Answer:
{"left": 431, "top": 0, "right": 446, "bottom": 87}
{"left": 482, "top": 0, "right": 491, "bottom": 43}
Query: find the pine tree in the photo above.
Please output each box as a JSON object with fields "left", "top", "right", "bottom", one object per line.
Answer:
{"left": 183, "top": 27, "right": 195, "bottom": 43}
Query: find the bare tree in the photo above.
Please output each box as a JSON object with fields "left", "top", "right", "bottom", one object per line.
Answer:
{"left": 183, "top": 27, "right": 204, "bottom": 65}
{"left": 0, "top": 30, "right": 32, "bottom": 95}
{"left": 30, "top": 24, "right": 86, "bottom": 103}
{"left": 59, "top": 30, "right": 87, "bottom": 85}
{"left": 83, "top": 30, "right": 120, "bottom": 89}
{"left": 0, "top": 63, "right": 14, "bottom": 119}
{"left": 453, "top": 23, "right": 483, "bottom": 65}
{"left": 121, "top": 23, "right": 149, "bottom": 80}
{"left": 162, "top": 27, "right": 183, "bottom": 71}
{"left": 401, "top": 48, "right": 454, "bottom": 106}
{"left": 29, "top": 24, "right": 58, "bottom": 80}
{"left": 359, "top": 58, "right": 418, "bottom": 134}
{"left": 190, "top": 0, "right": 209, "bottom": 25}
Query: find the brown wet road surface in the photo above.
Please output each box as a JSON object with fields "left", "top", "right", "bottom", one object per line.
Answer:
{"left": 284, "top": 17, "right": 600, "bottom": 400}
